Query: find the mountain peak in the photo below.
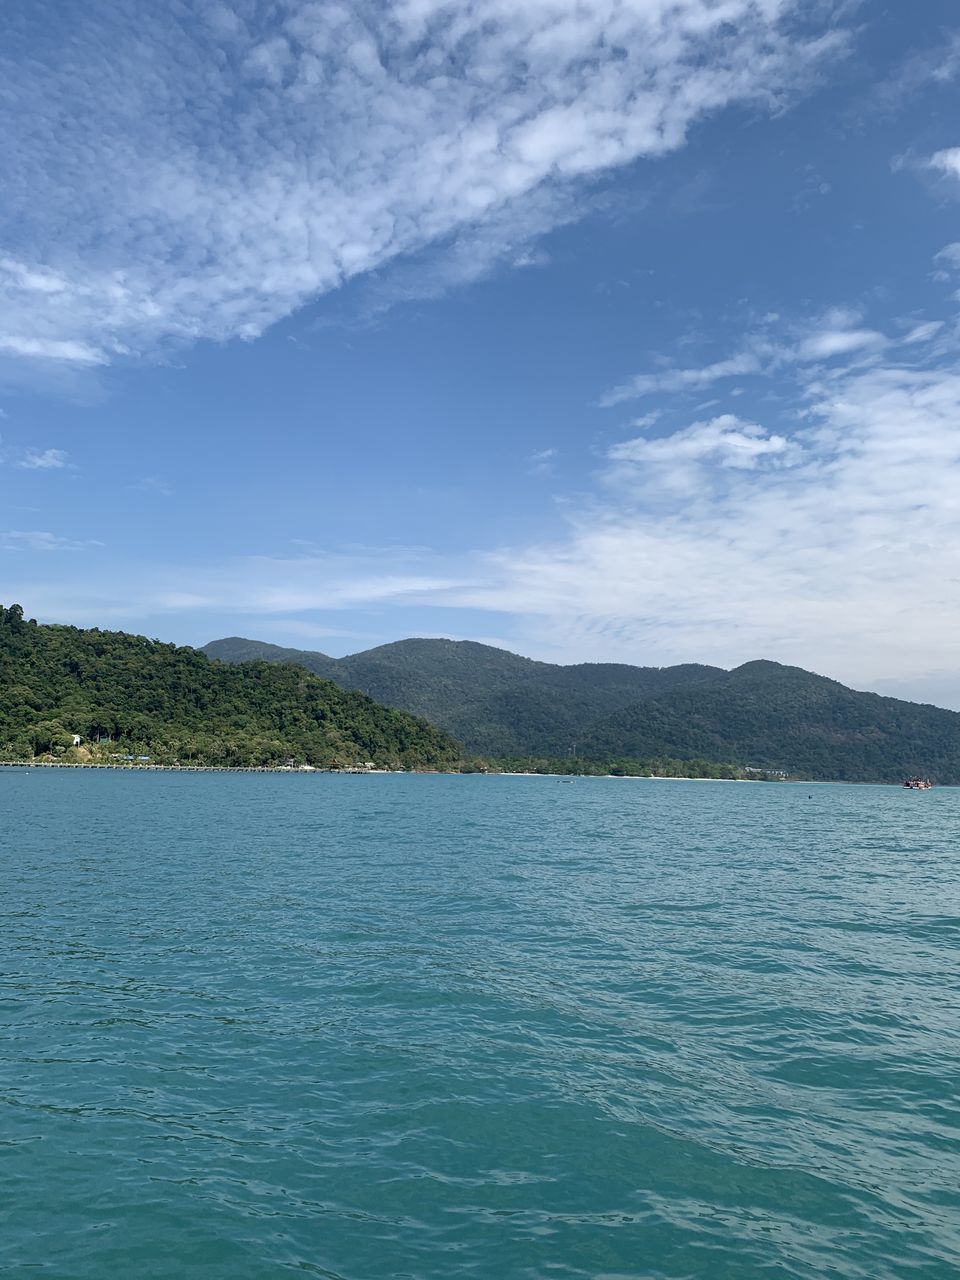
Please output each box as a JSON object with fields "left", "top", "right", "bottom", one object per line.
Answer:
{"left": 728, "top": 659, "right": 840, "bottom": 686}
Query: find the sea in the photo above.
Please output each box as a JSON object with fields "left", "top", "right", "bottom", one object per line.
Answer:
{"left": 2, "top": 770, "right": 959, "bottom": 1279}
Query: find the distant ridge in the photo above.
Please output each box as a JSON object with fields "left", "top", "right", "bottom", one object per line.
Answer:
{"left": 202, "top": 637, "right": 960, "bottom": 782}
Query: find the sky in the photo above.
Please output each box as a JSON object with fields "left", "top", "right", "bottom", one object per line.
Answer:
{"left": 3, "top": 0, "right": 960, "bottom": 707}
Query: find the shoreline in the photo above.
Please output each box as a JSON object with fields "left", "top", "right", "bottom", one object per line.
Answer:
{"left": 0, "top": 760, "right": 397, "bottom": 774}
{"left": 0, "top": 761, "right": 928, "bottom": 785}
{"left": 0, "top": 761, "right": 765, "bottom": 779}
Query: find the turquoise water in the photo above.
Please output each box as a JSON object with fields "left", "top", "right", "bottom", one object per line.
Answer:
{"left": 2, "top": 772, "right": 959, "bottom": 1279}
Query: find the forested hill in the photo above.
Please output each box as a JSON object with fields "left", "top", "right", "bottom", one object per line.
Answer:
{"left": 583, "top": 661, "right": 960, "bottom": 784}
{"left": 0, "top": 606, "right": 461, "bottom": 769}
{"left": 203, "top": 636, "right": 960, "bottom": 783}
{"left": 203, "top": 636, "right": 722, "bottom": 753}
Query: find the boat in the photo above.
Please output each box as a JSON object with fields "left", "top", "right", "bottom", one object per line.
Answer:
{"left": 903, "top": 776, "right": 933, "bottom": 790}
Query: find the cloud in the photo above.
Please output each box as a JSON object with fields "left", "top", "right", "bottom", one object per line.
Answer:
{"left": 17, "top": 448, "right": 70, "bottom": 470}
{"left": 601, "top": 307, "right": 918, "bottom": 405}
{"left": 2, "top": 530, "right": 101, "bottom": 551}
{"left": 247, "top": 617, "right": 364, "bottom": 644}
{"left": 928, "top": 148, "right": 960, "bottom": 179}
{"left": 0, "top": 1, "right": 845, "bottom": 365}
{"left": 901, "top": 320, "right": 944, "bottom": 344}
{"left": 601, "top": 354, "right": 762, "bottom": 405}
{"left": 131, "top": 475, "right": 173, "bottom": 496}
{"left": 319, "top": 183, "right": 582, "bottom": 325}
{"left": 796, "top": 326, "right": 885, "bottom": 359}
{"left": 463, "top": 352, "right": 960, "bottom": 691}
{"left": 529, "top": 446, "right": 558, "bottom": 475}
{"left": 609, "top": 415, "right": 794, "bottom": 471}
{"left": 865, "top": 32, "right": 960, "bottom": 115}
{"left": 934, "top": 243, "right": 960, "bottom": 275}
{"left": 0, "top": 336, "right": 107, "bottom": 365}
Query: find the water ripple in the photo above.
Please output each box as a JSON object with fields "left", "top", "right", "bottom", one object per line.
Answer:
{"left": 1, "top": 771, "right": 959, "bottom": 1278}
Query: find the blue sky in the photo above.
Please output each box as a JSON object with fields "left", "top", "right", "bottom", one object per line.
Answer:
{"left": 4, "top": 0, "right": 960, "bottom": 705}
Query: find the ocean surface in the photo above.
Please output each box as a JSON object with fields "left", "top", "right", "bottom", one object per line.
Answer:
{"left": 2, "top": 771, "right": 959, "bottom": 1279}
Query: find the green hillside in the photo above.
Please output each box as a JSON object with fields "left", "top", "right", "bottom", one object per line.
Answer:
{"left": 204, "top": 636, "right": 546, "bottom": 730}
{"left": 0, "top": 606, "right": 461, "bottom": 769}
{"left": 583, "top": 660, "right": 960, "bottom": 783}
{"left": 202, "top": 636, "right": 721, "bottom": 755}
{"left": 203, "top": 636, "right": 960, "bottom": 782}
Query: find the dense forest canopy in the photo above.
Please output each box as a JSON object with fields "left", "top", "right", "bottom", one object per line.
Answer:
{"left": 203, "top": 637, "right": 722, "bottom": 755}
{"left": 0, "top": 606, "right": 460, "bottom": 769}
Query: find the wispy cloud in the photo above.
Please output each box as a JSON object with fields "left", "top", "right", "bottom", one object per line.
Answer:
{"left": 600, "top": 306, "right": 922, "bottom": 405}
{"left": 863, "top": 31, "right": 960, "bottom": 115}
{"left": 902, "top": 320, "right": 944, "bottom": 344}
{"left": 601, "top": 355, "right": 761, "bottom": 405}
{"left": 529, "top": 447, "right": 558, "bottom": 476}
{"left": 131, "top": 475, "right": 173, "bottom": 496}
{"left": 2, "top": 530, "right": 101, "bottom": 552}
{"left": 17, "top": 447, "right": 70, "bottom": 470}
{"left": 627, "top": 412, "right": 661, "bottom": 431}
{"left": 0, "top": 336, "right": 108, "bottom": 365}
{"left": 0, "top": 1, "right": 845, "bottom": 367}
{"left": 796, "top": 326, "right": 885, "bottom": 360}
{"left": 934, "top": 242, "right": 960, "bottom": 272}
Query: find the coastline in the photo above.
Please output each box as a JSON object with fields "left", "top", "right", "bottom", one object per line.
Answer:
{"left": 0, "top": 758, "right": 912, "bottom": 783}
{"left": 0, "top": 760, "right": 395, "bottom": 774}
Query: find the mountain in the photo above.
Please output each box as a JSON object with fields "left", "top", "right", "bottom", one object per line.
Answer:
{"left": 583, "top": 660, "right": 960, "bottom": 782}
{"left": 0, "top": 605, "right": 461, "bottom": 769}
{"left": 204, "top": 635, "right": 960, "bottom": 782}
{"left": 202, "top": 636, "right": 722, "bottom": 756}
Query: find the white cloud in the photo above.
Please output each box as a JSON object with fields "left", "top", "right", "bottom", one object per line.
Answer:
{"left": 928, "top": 147, "right": 960, "bottom": 179}
{"left": 609, "top": 415, "right": 794, "bottom": 470}
{"left": 463, "top": 355, "right": 960, "bottom": 691}
{"left": 0, "top": 336, "right": 107, "bottom": 366}
{"left": 0, "top": 1, "right": 845, "bottom": 365}
{"left": 796, "top": 326, "right": 885, "bottom": 359}
{"left": 901, "top": 320, "right": 944, "bottom": 344}
{"left": 17, "top": 448, "right": 70, "bottom": 470}
{"left": 601, "top": 354, "right": 761, "bottom": 405}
